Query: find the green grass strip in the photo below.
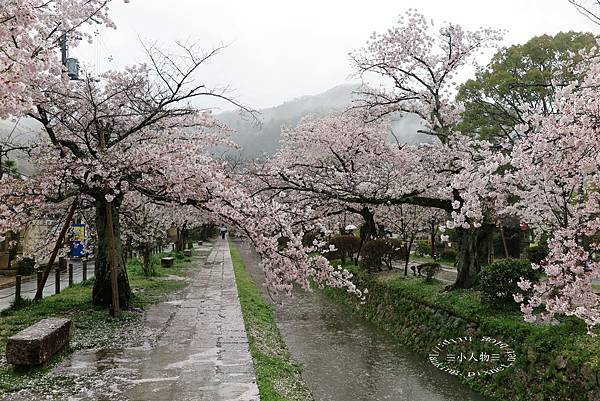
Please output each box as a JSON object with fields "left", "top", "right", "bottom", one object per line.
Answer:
{"left": 229, "top": 241, "right": 314, "bottom": 401}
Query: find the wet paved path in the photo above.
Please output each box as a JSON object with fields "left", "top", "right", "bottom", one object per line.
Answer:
{"left": 48, "top": 239, "right": 259, "bottom": 401}
{"left": 124, "top": 239, "right": 259, "bottom": 401}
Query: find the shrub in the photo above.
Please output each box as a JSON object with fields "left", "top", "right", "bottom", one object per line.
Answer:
{"left": 361, "top": 239, "right": 389, "bottom": 271}
{"left": 361, "top": 238, "right": 405, "bottom": 271}
{"left": 328, "top": 235, "right": 361, "bottom": 263}
{"left": 415, "top": 240, "right": 432, "bottom": 257}
{"left": 479, "top": 258, "right": 540, "bottom": 308}
{"left": 525, "top": 243, "right": 549, "bottom": 264}
{"left": 15, "top": 257, "right": 35, "bottom": 276}
{"left": 439, "top": 248, "right": 457, "bottom": 263}
{"left": 419, "top": 262, "right": 441, "bottom": 282}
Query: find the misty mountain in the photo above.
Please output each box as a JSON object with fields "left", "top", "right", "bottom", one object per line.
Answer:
{"left": 218, "top": 83, "right": 437, "bottom": 160}
{"left": 218, "top": 84, "right": 360, "bottom": 159}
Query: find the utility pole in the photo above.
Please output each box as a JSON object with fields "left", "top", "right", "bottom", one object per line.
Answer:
{"left": 59, "top": 33, "right": 68, "bottom": 66}
{"left": 57, "top": 32, "right": 118, "bottom": 316}
{"left": 59, "top": 33, "right": 80, "bottom": 80}
{"left": 32, "top": 32, "right": 84, "bottom": 300}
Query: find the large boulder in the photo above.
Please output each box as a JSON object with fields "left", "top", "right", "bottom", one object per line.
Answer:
{"left": 6, "top": 318, "right": 73, "bottom": 365}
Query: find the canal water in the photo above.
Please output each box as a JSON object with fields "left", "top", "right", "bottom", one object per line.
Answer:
{"left": 235, "top": 241, "right": 490, "bottom": 401}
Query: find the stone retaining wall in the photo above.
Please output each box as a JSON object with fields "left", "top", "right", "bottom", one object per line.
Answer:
{"left": 323, "top": 274, "right": 600, "bottom": 401}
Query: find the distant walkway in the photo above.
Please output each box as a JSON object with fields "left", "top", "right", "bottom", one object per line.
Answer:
{"left": 391, "top": 260, "right": 457, "bottom": 283}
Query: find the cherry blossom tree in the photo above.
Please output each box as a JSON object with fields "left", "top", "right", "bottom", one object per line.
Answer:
{"left": 347, "top": 11, "right": 509, "bottom": 288}
{"left": 258, "top": 107, "right": 505, "bottom": 288}
{"left": 505, "top": 56, "right": 600, "bottom": 333}
{"left": 0, "top": 0, "right": 122, "bottom": 252}
{"left": 351, "top": 9, "right": 502, "bottom": 143}
{"left": 0, "top": 0, "right": 124, "bottom": 118}
{"left": 3, "top": 43, "right": 245, "bottom": 307}
{"left": 120, "top": 193, "right": 208, "bottom": 276}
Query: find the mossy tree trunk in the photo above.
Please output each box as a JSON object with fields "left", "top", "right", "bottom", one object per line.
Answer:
{"left": 452, "top": 225, "right": 493, "bottom": 289}
{"left": 176, "top": 223, "right": 188, "bottom": 252}
{"left": 92, "top": 198, "right": 131, "bottom": 309}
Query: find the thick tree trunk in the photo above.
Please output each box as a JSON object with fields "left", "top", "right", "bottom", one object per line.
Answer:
{"left": 176, "top": 224, "right": 188, "bottom": 252}
{"left": 452, "top": 225, "right": 493, "bottom": 289}
{"left": 92, "top": 199, "right": 131, "bottom": 309}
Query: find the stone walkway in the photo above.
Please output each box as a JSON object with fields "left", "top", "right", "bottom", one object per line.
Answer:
{"left": 46, "top": 239, "right": 259, "bottom": 401}
{"left": 125, "top": 239, "right": 259, "bottom": 401}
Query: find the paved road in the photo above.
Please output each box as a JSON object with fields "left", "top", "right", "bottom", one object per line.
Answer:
{"left": 0, "top": 259, "right": 95, "bottom": 311}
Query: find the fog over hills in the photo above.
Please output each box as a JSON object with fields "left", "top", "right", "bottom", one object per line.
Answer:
{"left": 218, "top": 83, "right": 437, "bottom": 160}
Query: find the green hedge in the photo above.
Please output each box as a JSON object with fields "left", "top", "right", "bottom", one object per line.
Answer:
{"left": 415, "top": 240, "right": 432, "bottom": 256}
{"left": 479, "top": 258, "right": 540, "bottom": 308}
{"left": 323, "top": 264, "right": 600, "bottom": 401}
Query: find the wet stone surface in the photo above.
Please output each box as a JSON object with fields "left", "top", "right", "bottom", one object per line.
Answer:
{"left": 6, "top": 318, "right": 73, "bottom": 366}
{"left": 4, "top": 240, "right": 259, "bottom": 401}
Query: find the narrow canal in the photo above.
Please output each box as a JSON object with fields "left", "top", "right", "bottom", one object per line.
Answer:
{"left": 234, "top": 240, "right": 490, "bottom": 401}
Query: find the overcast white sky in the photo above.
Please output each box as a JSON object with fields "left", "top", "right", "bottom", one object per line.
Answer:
{"left": 75, "top": 0, "right": 600, "bottom": 111}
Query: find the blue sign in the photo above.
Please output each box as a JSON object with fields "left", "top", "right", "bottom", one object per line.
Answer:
{"left": 71, "top": 224, "right": 86, "bottom": 258}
